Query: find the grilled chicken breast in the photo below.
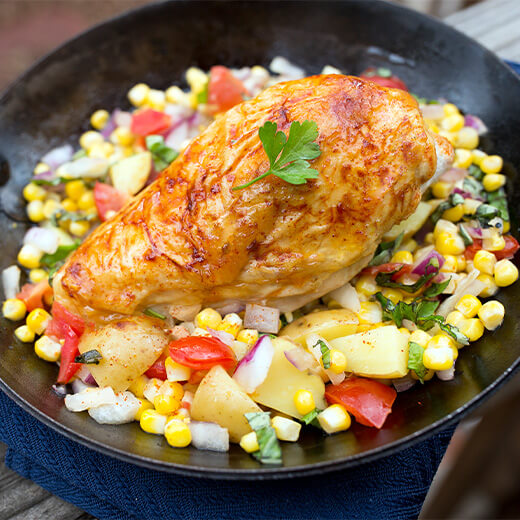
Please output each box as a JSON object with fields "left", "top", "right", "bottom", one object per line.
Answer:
{"left": 54, "top": 74, "right": 453, "bottom": 321}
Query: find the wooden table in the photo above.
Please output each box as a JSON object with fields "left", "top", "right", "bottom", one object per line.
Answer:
{"left": 1, "top": 0, "right": 519, "bottom": 518}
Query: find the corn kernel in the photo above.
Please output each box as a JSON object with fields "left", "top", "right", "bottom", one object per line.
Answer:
{"left": 90, "top": 109, "right": 110, "bottom": 130}
{"left": 128, "top": 375, "right": 150, "bottom": 398}
{"left": 23, "top": 183, "right": 46, "bottom": 202}
{"left": 442, "top": 113, "right": 464, "bottom": 132}
{"left": 18, "top": 243, "right": 42, "bottom": 269}
{"left": 423, "top": 347, "right": 454, "bottom": 371}
{"left": 271, "top": 416, "right": 302, "bottom": 442}
{"left": 455, "top": 294, "right": 482, "bottom": 318}
{"left": 472, "top": 149, "right": 487, "bottom": 166}
{"left": 79, "top": 130, "right": 104, "bottom": 150}
{"left": 165, "top": 357, "right": 192, "bottom": 382}
{"left": 409, "top": 329, "right": 432, "bottom": 348}
{"left": 42, "top": 199, "right": 62, "bottom": 220}
{"left": 147, "top": 89, "right": 166, "bottom": 110}
{"left": 294, "top": 389, "right": 315, "bottom": 415}
{"left": 159, "top": 380, "right": 184, "bottom": 401}
{"left": 28, "top": 268, "right": 46, "bottom": 283}
{"left": 69, "top": 220, "right": 90, "bottom": 237}
{"left": 435, "top": 232, "right": 465, "bottom": 256}
{"left": 357, "top": 301, "right": 383, "bottom": 324}
{"left": 33, "top": 162, "right": 50, "bottom": 175}
{"left": 77, "top": 190, "right": 95, "bottom": 210}
{"left": 482, "top": 230, "right": 505, "bottom": 252}
{"left": 60, "top": 198, "right": 77, "bottom": 212}
{"left": 477, "top": 273, "right": 499, "bottom": 297}
{"left": 236, "top": 329, "right": 259, "bottom": 345}
{"left": 431, "top": 181, "right": 452, "bottom": 199}
{"left": 355, "top": 274, "right": 379, "bottom": 297}
{"left": 165, "top": 86, "right": 190, "bottom": 106}
{"left": 458, "top": 318, "right": 484, "bottom": 342}
{"left": 128, "top": 83, "right": 150, "bottom": 107}
{"left": 427, "top": 334, "right": 457, "bottom": 351}
{"left": 478, "top": 300, "right": 505, "bottom": 331}
{"left": 463, "top": 199, "right": 481, "bottom": 216}
{"left": 455, "top": 127, "right": 479, "bottom": 150}
{"left": 194, "top": 308, "right": 222, "bottom": 330}
{"left": 480, "top": 155, "right": 503, "bottom": 175}
{"left": 454, "top": 148, "right": 474, "bottom": 168}
{"left": 483, "top": 173, "right": 506, "bottom": 193}
{"left": 494, "top": 259, "right": 519, "bottom": 287}
{"left": 381, "top": 288, "right": 402, "bottom": 304}
{"left": 391, "top": 250, "right": 413, "bottom": 264}
{"left": 446, "top": 310, "right": 465, "bottom": 328}
{"left": 65, "top": 180, "right": 86, "bottom": 201}
{"left": 473, "top": 250, "right": 496, "bottom": 275}
{"left": 186, "top": 67, "right": 208, "bottom": 96}
{"left": 26, "top": 308, "right": 51, "bottom": 335}
{"left": 139, "top": 409, "right": 167, "bottom": 434}
{"left": 14, "top": 325, "right": 35, "bottom": 343}
{"left": 425, "top": 232, "right": 434, "bottom": 244}
{"left": 88, "top": 141, "right": 114, "bottom": 159}
{"left": 164, "top": 419, "right": 191, "bottom": 448}
{"left": 434, "top": 219, "right": 458, "bottom": 239}
{"left": 456, "top": 255, "right": 467, "bottom": 272}
{"left": 34, "top": 335, "right": 61, "bottom": 362}
{"left": 110, "top": 126, "right": 135, "bottom": 147}
{"left": 442, "top": 204, "right": 464, "bottom": 223}
{"left": 2, "top": 299, "right": 27, "bottom": 321}
{"left": 503, "top": 221, "right": 511, "bottom": 233}
{"left": 401, "top": 239, "right": 418, "bottom": 253}
{"left": 134, "top": 398, "right": 154, "bottom": 421}
{"left": 217, "top": 313, "right": 242, "bottom": 338}
{"left": 318, "top": 404, "right": 351, "bottom": 434}
{"left": 154, "top": 394, "right": 181, "bottom": 415}
{"left": 443, "top": 103, "right": 460, "bottom": 117}
{"left": 440, "top": 255, "right": 457, "bottom": 273}
{"left": 329, "top": 349, "right": 347, "bottom": 374}
{"left": 399, "top": 327, "right": 411, "bottom": 337}
{"left": 438, "top": 130, "right": 457, "bottom": 145}
{"left": 240, "top": 431, "right": 259, "bottom": 453}
{"left": 26, "top": 200, "right": 45, "bottom": 222}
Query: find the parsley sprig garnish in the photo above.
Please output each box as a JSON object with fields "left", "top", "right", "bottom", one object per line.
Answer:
{"left": 232, "top": 120, "right": 321, "bottom": 190}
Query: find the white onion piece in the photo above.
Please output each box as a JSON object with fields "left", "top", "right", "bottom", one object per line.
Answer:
{"left": 440, "top": 167, "right": 467, "bottom": 183}
{"left": 189, "top": 421, "right": 229, "bottom": 452}
{"left": 327, "top": 370, "right": 346, "bottom": 386}
{"left": 243, "top": 67, "right": 270, "bottom": 96}
{"left": 71, "top": 378, "right": 94, "bottom": 394}
{"left": 412, "top": 248, "right": 445, "bottom": 275}
{"left": 231, "top": 67, "right": 251, "bottom": 82}
{"left": 163, "top": 103, "right": 194, "bottom": 121}
{"left": 207, "top": 327, "right": 234, "bottom": 347}
{"left": 24, "top": 227, "right": 59, "bottom": 254}
{"left": 437, "top": 269, "right": 485, "bottom": 317}
{"left": 113, "top": 109, "right": 132, "bottom": 128}
{"left": 437, "top": 365, "right": 455, "bottom": 381}
{"left": 76, "top": 364, "right": 94, "bottom": 385}
{"left": 64, "top": 387, "right": 116, "bottom": 412}
{"left": 57, "top": 157, "right": 108, "bottom": 179}
{"left": 88, "top": 391, "right": 140, "bottom": 424}
{"left": 214, "top": 301, "right": 245, "bottom": 315}
{"left": 2, "top": 265, "right": 21, "bottom": 299}
{"left": 233, "top": 335, "right": 274, "bottom": 393}
{"left": 243, "top": 304, "right": 280, "bottom": 333}
{"left": 165, "top": 120, "right": 189, "bottom": 150}
{"left": 269, "top": 56, "right": 305, "bottom": 80}
{"left": 328, "top": 283, "right": 361, "bottom": 312}
{"left": 420, "top": 104, "right": 444, "bottom": 121}
{"left": 52, "top": 384, "right": 67, "bottom": 397}
{"left": 392, "top": 375, "right": 416, "bottom": 392}
{"left": 181, "top": 390, "right": 194, "bottom": 408}
{"left": 41, "top": 144, "right": 74, "bottom": 170}
{"left": 284, "top": 347, "right": 318, "bottom": 371}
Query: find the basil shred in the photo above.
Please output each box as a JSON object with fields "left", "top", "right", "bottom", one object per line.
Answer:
{"left": 244, "top": 412, "right": 282, "bottom": 465}
{"left": 75, "top": 349, "right": 103, "bottom": 365}
{"left": 407, "top": 342, "right": 427, "bottom": 383}
{"left": 368, "top": 232, "right": 404, "bottom": 266}
{"left": 316, "top": 339, "right": 331, "bottom": 369}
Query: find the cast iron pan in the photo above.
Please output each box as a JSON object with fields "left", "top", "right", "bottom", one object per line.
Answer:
{"left": 1, "top": 0, "right": 520, "bottom": 479}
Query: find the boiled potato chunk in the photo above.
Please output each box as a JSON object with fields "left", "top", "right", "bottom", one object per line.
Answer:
{"left": 280, "top": 309, "right": 358, "bottom": 345}
{"left": 252, "top": 338, "right": 326, "bottom": 419}
{"left": 191, "top": 365, "right": 262, "bottom": 443}
{"left": 329, "top": 325, "right": 409, "bottom": 378}
{"left": 383, "top": 201, "right": 432, "bottom": 241}
{"left": 110, "top": 151, "right": 152, "bottom": 196}
{"left": 78, "top": 316, "right": 167, "bottom": 392}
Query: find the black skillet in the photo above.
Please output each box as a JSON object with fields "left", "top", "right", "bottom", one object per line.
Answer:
{"left": 1, "top": 0, "right": 520, "bottom": 479}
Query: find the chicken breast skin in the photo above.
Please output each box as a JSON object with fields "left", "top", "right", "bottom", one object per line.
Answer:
{"left": 54, "top": 74, "right": 452, "bottom": 320}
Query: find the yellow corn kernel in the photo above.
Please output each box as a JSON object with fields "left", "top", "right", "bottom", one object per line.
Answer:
{"left": 65, "top": 180, "right": 86, "bottom": 201}
{"left": 216, "top": 313, "right": 242, "bottom": 338}
{"left": 69, "top": 220, "right": 90, "bottom": 237}
{"left": 381, "top": 288, "right": 402, "bottom": 304}
{"left": 153, "top": 394, "right": 181, "bottom": 415}
{"left": 110, "top": 126, "right": 135, "bottom": 147}
{"left": 240, "top": 431, "right": 259, "bottom": 453}
{"left": 128, "top": 375, "right": 150, "bottom": 399}
{"left": 427, "top": 121, "right": 440, "bottom": 133}
{"left": 26, "top": 200, "right": 45, "bottom": 222}
{"left": 90, "top": 109, "right": 110, "bottom": 130}
{"left": 88, "top": 141, "right": 114, "bottom": 159}
{"left": 140, "top": 409, "right": 167, "bottom": 434}
{"left": 165, "top": 85, "right": 190, "bottom": 106}
{"left": 79, "top": 130, "right": 104, "bottom": 150}
{"left": 438, "top": 130, "right": 457, "bottom": 145}
{"left": 23, "top": 183, "right": 46, "bottom": 202}
{"left": 427, "top": 334, "right": 457, "bottom": 351}
{"left": 424, "top": 232, "right": 434, "bottom": 245}
{"left": 443, "top": 103, "right": 460, "bottom": 117}
{"left": 409, "top": 329, "right": 432, "bottom": 348}
{"left": 271, "top": 416, "right": 301, "bottom": 442}
{"left": 26, "top": 308, "right": 51, "bottom": 335}
{"left": 329, "top": 349, "right": 347, "bottom": 374}
{"left": 483, "top": 174, "right": 506, "bottom": 193}
{"left": 399, "top": 327, "right": 411, "bottom": 337}
{"left": 14, "top": 325, "right": 35, "bottom": 343}
{"left": 431, "top": 181, "right": 452, "bottom": 199}
{"left": 191, "top": 327, "right": 211, "bottom": 337}
{"left": 440, "top": 255, "right": 457, "bottom": 273}
{"left": 455, "top": 294, "right": 482, "bottom": 318}
{"left": 472, "top": 149, "right": 487, "bottom": 166}
{"left": 423, "top": 347, "right": 454, "bottom": 371}
{"left": 34, "top": 335, "right": 61, "bottom": 362}
{"left": 18, "top": 244, "right": 42, "bottom": 269}
{"left": 477, "top": 273, "right": 499, "bottom": 298}
{"left": 42, "top": 199, "right": 62, "bottom": 220}
{"left": 165, "top": 357, "right": 192, "bottom": 382}
{"left": 484, "top": 233, "right": 506, "bottom": 253}
{"left": 443, "top": 204, "right": 464, "bottom": 223}
{"left": 147, "top": 89, "right": 166, "bottom": 110}
{"left": 159, "top": 380, "right": 184, "bottom": 401}
{"left": 446, "top": 310, "right": 465, "bottom": 328}
{"left": 77, "top": 190, "right": 95, "bottom": 210}
{"left": 453, "top": 148, "right": 473, "bottom": 168}
{"left": 128, "top": 83, "right": 150, "bottom": 107}
{"left": 33, "top": 162, "right": 50, "bottom": 175}
{"left": 480, "top": 155, "right": 503, "bottom": 175}
{"left": 194, "top": 308, "right": 222, "bottom": 330}
{"left": 473, "top": 250, "right": 496, "bottom": 275}
{"left": 459, "top": 318, "right": 484, "bottom": 342}
{"left": 478, "top": 300, "right": 505, "bottom": 331}
{"left": 434, "top": 219, "right": 458, "bottom": 239}
{"left": 503, "top": 221, "right": 511, "bottom": 233}
{"left": 294, "top": 389, "right": 315, "bottom": 415}
{"left": 494, "top": 259, "right": 519, "bottom": 287}
{"left": 164, "top": 419, "right": 191, "bottom": 448}
{"left": 401, "top": 239, "right": 418, "bottom": 253}
{"left": 435, "top": 232, "right": 465, "bottom": 256}
{"left": 186, "top": 67, "right": 208, "bottom": 95}
{"left": 357, "top": 301, "right": 383, "bottom": 324}
{"left": 2, "top": 299, "right": 27, "bottom": 321}
{"left": 355, "top": 274, "right": 379, "bottom": 297}
{"left": 134, "top": 398, "right": 154, "bottom": 421}
{"left": 391, "top": 250, "right": 413, "bottom": 264}
{"left": 442, "top": 113, "right": 464, "bottom": 132}
{"left": 455, "top": 255, "right": 466, "bottom": 272}
{"left": 61, "top": 198, "right": 77, "bottom": 212}
{"left": 317, "top": 404, "right": 351, "bottom": 434}
{"left": 455, "top": 127, "right": 479, "bottom": 150}
{"left": 236, "top": 329, "right": 259, "bottom": 345}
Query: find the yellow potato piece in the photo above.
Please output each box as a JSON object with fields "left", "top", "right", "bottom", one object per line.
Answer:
{"left": 279, "top": 309, "right": 358, "bottom": 346}
{"left": 383, "top": 201, "right": 432, "bottom": 241}
{"left": 110, "top": 151, "right": 152, "bottom": 195}
{"left": 329, "top": 325, "right": 409, "bottom": 379}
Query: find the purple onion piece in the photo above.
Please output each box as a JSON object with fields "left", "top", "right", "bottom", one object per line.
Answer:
{"left": 437, "top": 365, "right": 455, "bottom": 381}
{"left": 412, "top": 250, "right": 445, "bottom": 275}
{"left": 392, "top": 375, "right": 416, "bottom": 392}
{"left": 464, "top": 114, "right": 488, "bottom": 135}
{"left": 41, "top": 144, "right": 74, "bottom": 170}
{"left": 100, "top": 114, "right": 117, "bottom": 138}
{"left": 207, "top": 327, "right": 235, "bottom": 347}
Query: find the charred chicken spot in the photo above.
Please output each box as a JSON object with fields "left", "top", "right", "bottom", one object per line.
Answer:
{"left": 210, "top": 184, "right": 221, "bottom": 195}
{"left": 222, "top": 243, "right": 230, "bottom": 254}
{"left": 247, "top": 240, "right": 259, "bottom": 253}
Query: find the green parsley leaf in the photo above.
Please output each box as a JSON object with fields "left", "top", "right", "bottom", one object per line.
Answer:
{"left": 407, "top": 342, "right": 427, "bottom": 383}
{"left": 487, "top": 188, "right": 510, "bottom": 222}
{"left": 232, "top": 120, "right": 321, "bottom": 190}
{"left": 458, "top": 224, "right": 473, "bottom": 246}
{"left": 439, "top": 321, "right": 470, "bottom": 345}
{"left": 475, "top": 203, "right": 499, "bottom": 227}
{"left": 75, "top": 349, "right": 103, "bottom": 365}
{"left": 368, "top": 232, "right": 404, "bottom": 266}
{"left": 315, "top": 339, "right": 331, "bottom": 369}
{"left": 468, "top": 164, "right": 485, "bottom": 181}
{"left": 143, "top": 308, "right": 166, "bottom": 320}
{"left": 40, "top": 241, "right": 81, "bottom": 269}
{"left": 463, "top": 176, "right": 484, "bottom": 200}
{"left": 244, "top": 412, "right": 282, "bottom": 465}
{"left": 146, "top": 135, "right": 179, "bottom": 171}
{"left": 422, "top": 278, "right": 450, "bottom": 298}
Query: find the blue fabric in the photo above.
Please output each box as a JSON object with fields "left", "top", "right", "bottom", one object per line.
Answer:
{"left": 506, "top": 60, "right": 520, "bottom": 75}
{"left": 0, "top": 389, "right": 454, "bottom": 520}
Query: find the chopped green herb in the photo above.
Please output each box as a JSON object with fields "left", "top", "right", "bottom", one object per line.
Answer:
{"left": 475, "top": 203, "right": 499, "bottom": 227}
{"left": 468, "top": 164, "right": 485, "bottom": 181}
{"left": 422, "top": 278, "right": 451, "bottom": 298}
{"left": 376, "top": 67, "right": 392, "bottom": 78}
{"left": 439, "top": 321, "right": 469, "bottom": 345}
{"left": 279, "top": 313, "right": 289, "bottom": 328}
{"left": 232, "top": 120, "right": 321, "bottom": 191}
{"left": 375, "top": 257, "right": 439, "bottom": 293}
{"left": 72, "top": 149, "right": 88, "bottom": 160}
{"left": 146, "top": 135, "right": 179, "bottom": 171}
{"left": 196, "top": 81, "right": 209, "bottom": 104}
{"left": 408, "top": 342, "right": 427, "bottom": 383}
{"left": 50, "top": 210, "right": 97, "bottom": 227}
{"left": 32, "top": 176, "right": 76, "bottom": 186}
{"left": 458, "top": 224, "right": 473, "bottom": 246}
{"left": 431, "top": 193, "right": 465, "bottom": 224}
{"left": 75, "top": 349, "right": 103, "bottom": 365}
{"left": 40, "top": 241, "right": 81, "bottom": 269}
{"left": 259, "top": 333, "right": 277, "bottom": 339}
{"left": 487, "top": 188, "right": 510, "bottom": 222}
{"left": 315, "top": 339, "right": 331, "bottom": 369}
{"left": 368, "top": 232, "right": 404, "bottom": 266}
{"left": 143, "top": 308, "right": 166, "bottom": 320}
{"left": 244, "top": 412, "right": 282, "bottom": 465}
{"left": 462, "top": 176, "right": 484, "bottom": 200}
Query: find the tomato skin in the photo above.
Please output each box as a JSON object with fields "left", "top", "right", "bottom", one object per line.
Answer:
{"left": 16, "top": 280, "right": 52, "bottom": 312}
{"left": 130, "top": 109, "right": 171, "bottom": 136}
{"left": 362, "top": 262, "right": 406, "bottom": 277}
{"left": 94, "top": 182, "right": 128, "bottom": 221}
{"left": 51, "top": 301, "right": 85, "bottom": 337}
{"left": 56, "top": 323, "right": 81, "bottom": 384}
{"left": 145, "top": 355, "right": 167, "bottom": 380}
{"left": 464, "top": 235, "right": 519, "bottom": 261}
{"left": 325, "top": 377, "right": 397, "bottom": 429}
{"left": 169, "top": 336, "right": 236, "bottom": 371}
{"left": 208, "top": 66, "right": 248, "bottom": 113}
{"left": 360, "top": 72, "right": 408, "bottom": 91}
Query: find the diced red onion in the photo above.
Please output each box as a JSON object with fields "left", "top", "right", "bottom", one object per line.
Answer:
{"left": 437, "top": 365, "right": 455, "bottom": 381}
{"left": 464, "top": 115, "right": 488, "bottom": 135}
{"left": 452, "top": 188, "right": 473, "bottom": 200}
{"left": 328, "top": 282, "right": 361, "bottom": 312}
{"left": 420, "top": 104, "right": 444, "bottom": 120}
{"left": 233, "top": 335, "right": 274, "bottom": 393}
{"left": 76, "top": 364, "right": 96, "bottom": 385}
{"left": 165, "top": 120, "right": 190, "bottom": 150}
{"left": 392, "top": 374, "right": 416, "bottom": 392}
{"left": 468, "top": 227, "right": 483, "bottom": 239}
{"left": 113, "top": 109, "right": 132, "bottom": 128}
{"left": 284, "top": 347, "right": 318, "bottom": 371}
{"left": 41, "top": 144, "right": 74, "bottom": 170}
{"left": 244, "top": 304, "right": 280, "bottom": 333}
{"left": 412, "top": 248, "right": 445, "bottom": 275}
{"left": 164, "top": 104, "right": 194, "bottom": 121}
{"left": 440, "top": 168, "right": 466, "bottom": 183}
{"left": 24, "top": 227, "right": 59, "bottom": 254}
{"left": 2, "top": 265, "right": 21, "bottom": 299}
{"left": 71, "top": 378, "right": 94, "bottom": 394}
{"left": 189, "top": 421, "right": 229, "bottom": 452}
{"left": 207, "top": 327, "right": 235, "bottom": 348}
{"left": 100, "top": 114, "right": 117, "bottom": 139}
{"left": 32, "top": 169, "right": 54, "bottom": 181}
{"left": 306, "top": 334, "right": 342, "bottom": 384}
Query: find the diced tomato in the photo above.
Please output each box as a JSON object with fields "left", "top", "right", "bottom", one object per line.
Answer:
{"left": 362, "top": 262, "right": 406, "bottom": 277}
{"left": 465, "top": 235, "right": 519, "bottom": 261}
{"left": 16, "top": 280, "right": 52, "bottom": 312}
{"left": 325, "top": 377, "right": 397, "bottom": 429}
{"left": 130, "top": 109, "right": 171, "bottom": 136}
{"left": 51, "top": 301, "right": 85, "bottom": 337}
{"left": 169, "top": 336, "right": 236, "bottom": 371}
{"left": 360, "top": 69, "right": 408, "bottom": 91}
{"left": 208, "top": 66, "right": 248, "bottom": 113}
{"left": 94, "top": 182, "right": 129, "bottom": 221}
{"left": 145, "top": 354, "right": 167, "bottom": 380}
{"left": 57, "top": 323, "right": 81, "bottom": 384}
